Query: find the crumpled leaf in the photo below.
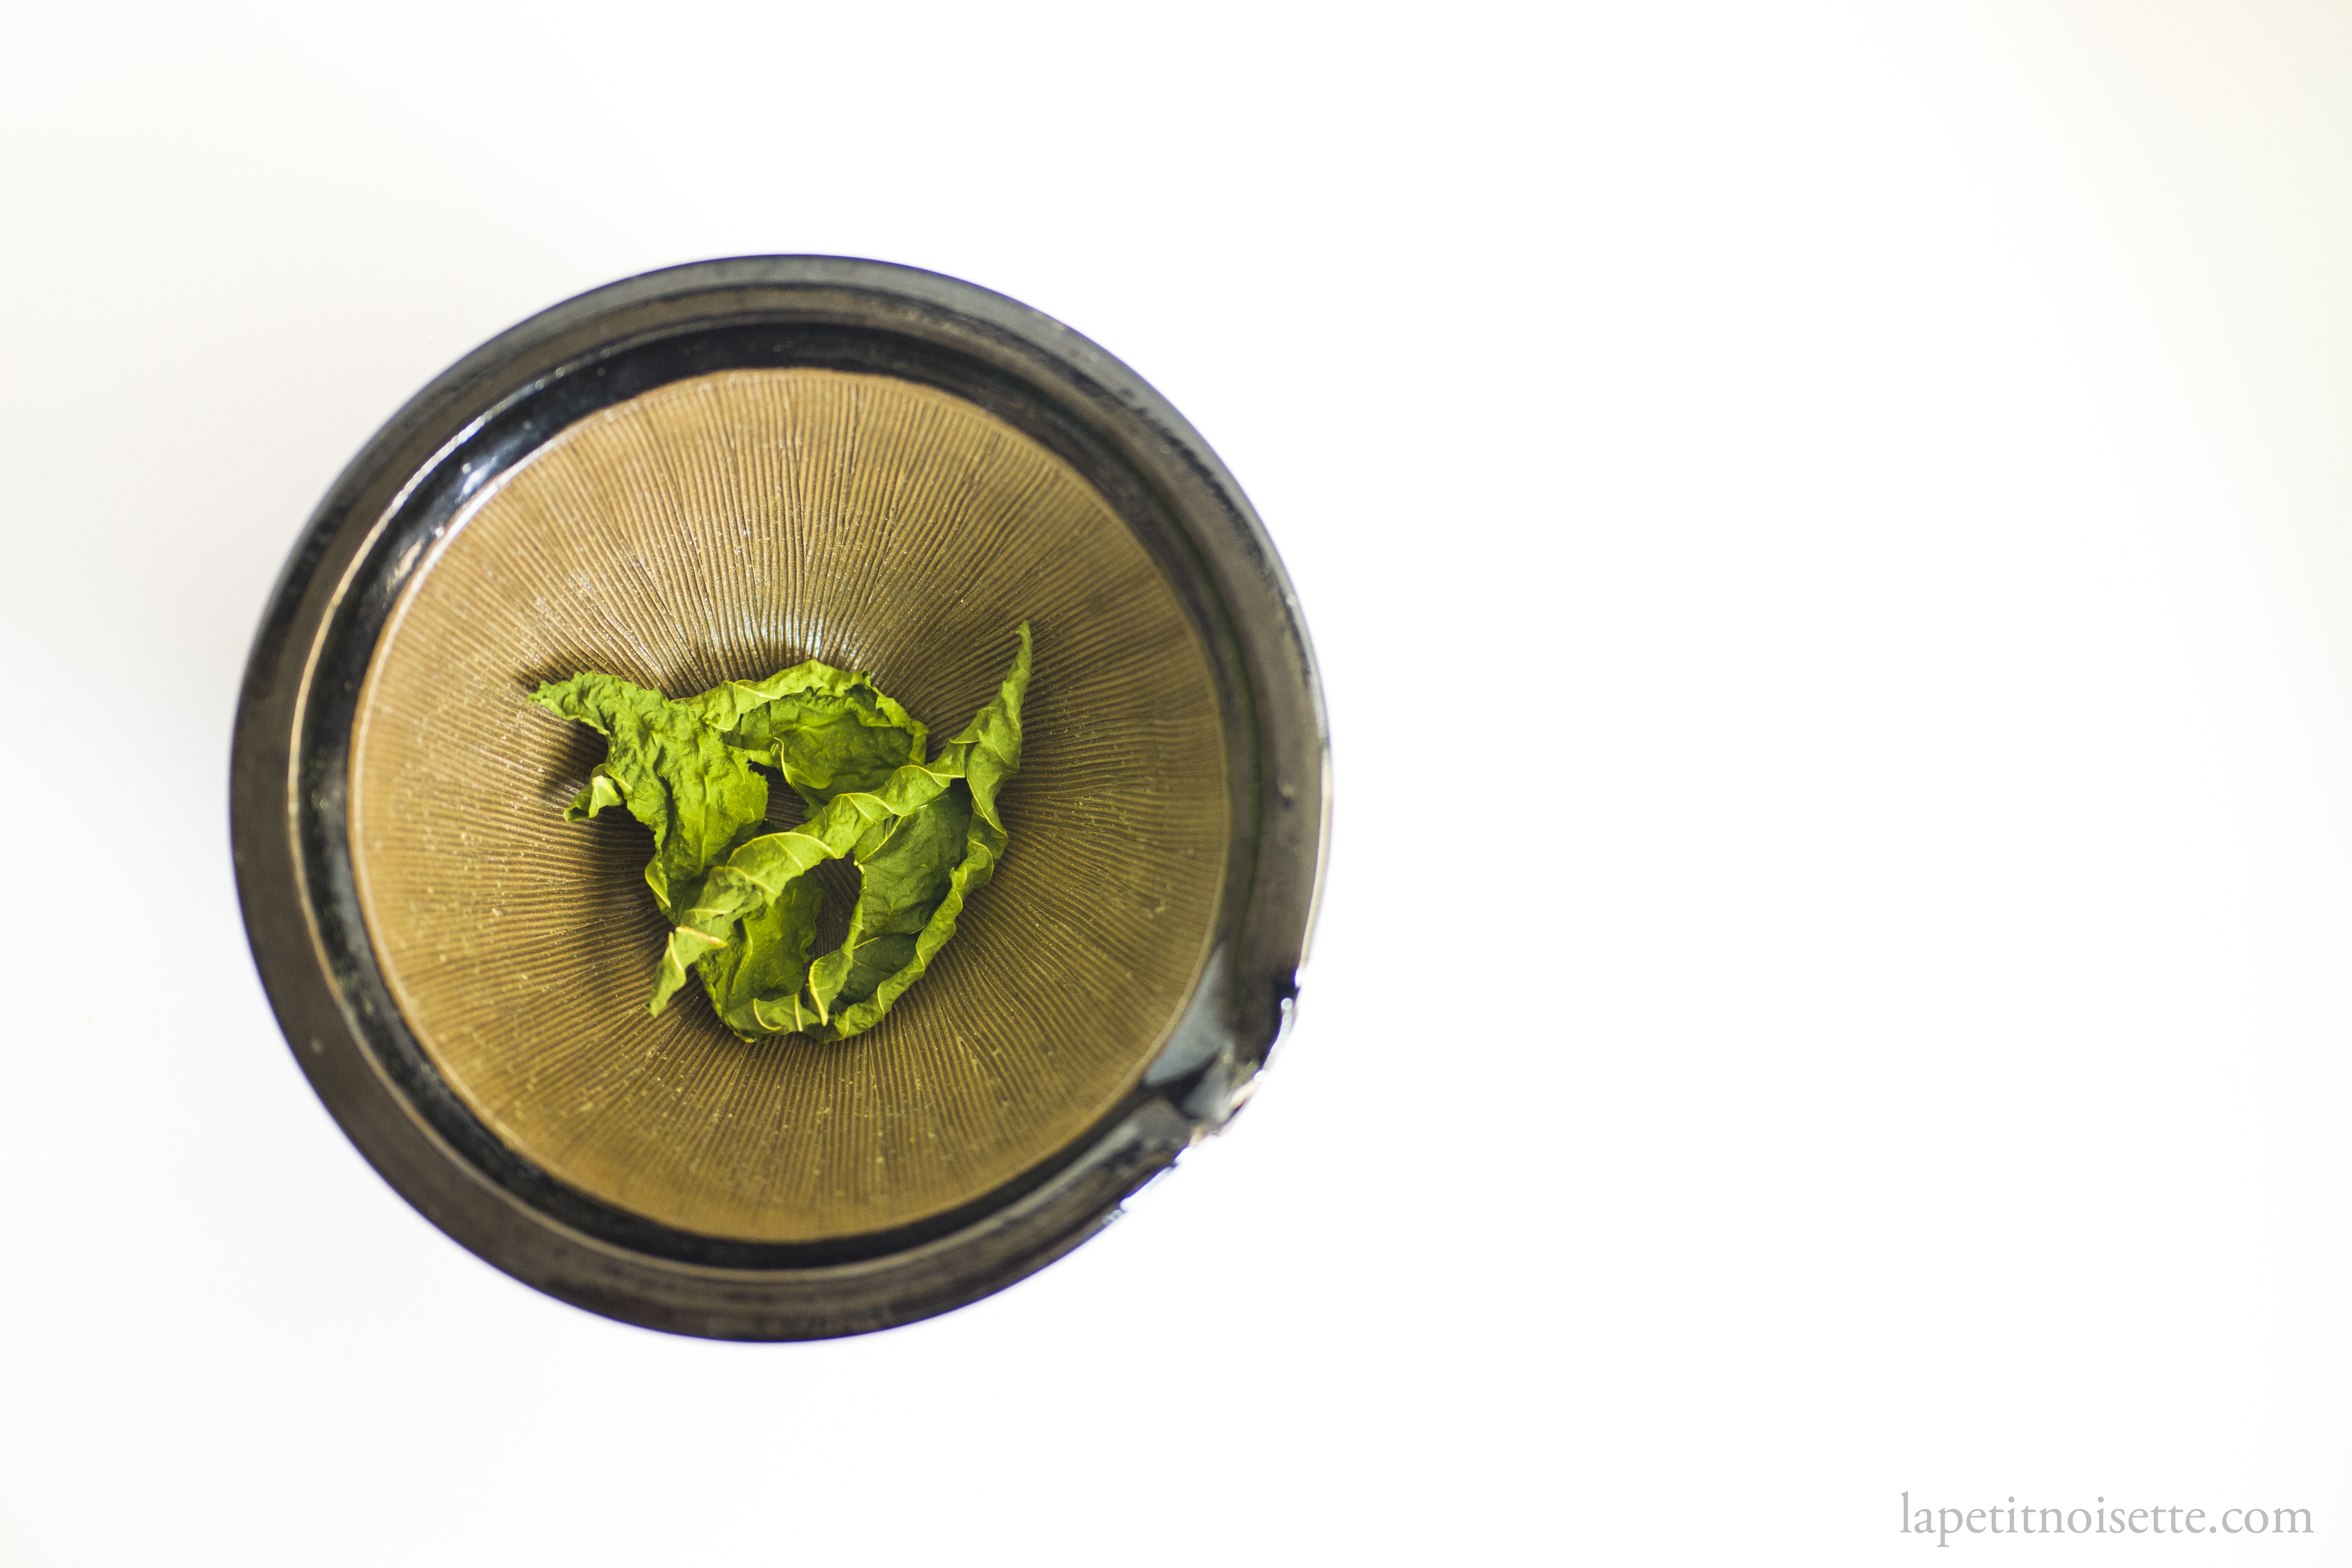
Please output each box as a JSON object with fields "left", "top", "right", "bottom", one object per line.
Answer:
{"left": 531, "top": 624, "right": 1030, "bottom": 1044}
{"left": 525, "top": 672, "right": 771, "bottom": 921}
{"left": 684, "top": 662, "right": 927, "bottom": 811}
{"left": 657, "top": 624, "right": 1031, "bottom": 1043}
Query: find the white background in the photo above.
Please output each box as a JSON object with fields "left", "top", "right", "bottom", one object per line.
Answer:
{"left": 3, "top": 2, "right": 2347, "bottom": 1562}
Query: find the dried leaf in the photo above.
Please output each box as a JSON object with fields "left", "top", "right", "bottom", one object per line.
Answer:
{"left": 531, "top": 625, "right": 1030, "bottom": 1044}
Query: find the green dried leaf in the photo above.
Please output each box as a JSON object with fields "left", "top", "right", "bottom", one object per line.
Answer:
{"left": 666, "top": 624, "right": 1031, "bottom": 1041}
{"left": 525, "top": 671, "right": 770, "bottom": 920}
{"left": 531, "top": 625, "right": 1031, "bottom": 1044}
{"left": 685, "top": 662, "right": 927, "bottom": 811}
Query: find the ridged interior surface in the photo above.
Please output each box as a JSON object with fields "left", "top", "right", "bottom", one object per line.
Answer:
{"left": 348, "top": 368, "right": 1229, "bottom": 1243}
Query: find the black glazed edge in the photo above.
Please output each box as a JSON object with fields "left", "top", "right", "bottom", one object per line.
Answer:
{"left": 230, "top": 256, "right": 1329, "bottom": 1338}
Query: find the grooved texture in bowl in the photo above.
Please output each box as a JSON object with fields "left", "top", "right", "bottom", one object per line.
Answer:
{"left": 347, "top": 368, "right": 1228, "bottom": 1243}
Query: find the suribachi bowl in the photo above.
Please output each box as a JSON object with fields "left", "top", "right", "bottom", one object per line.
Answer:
{"left": 231, "top": 256, "right": 1327, "bottom": 1339}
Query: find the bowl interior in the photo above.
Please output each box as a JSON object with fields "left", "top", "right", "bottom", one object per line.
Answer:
{"left": 349, "top": 368, "right": 1229, "bottom": 1243}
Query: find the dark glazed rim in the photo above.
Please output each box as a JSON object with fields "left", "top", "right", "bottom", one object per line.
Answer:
{"left": 229, "top": 256, "right": 1329, "bottom": 1340}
